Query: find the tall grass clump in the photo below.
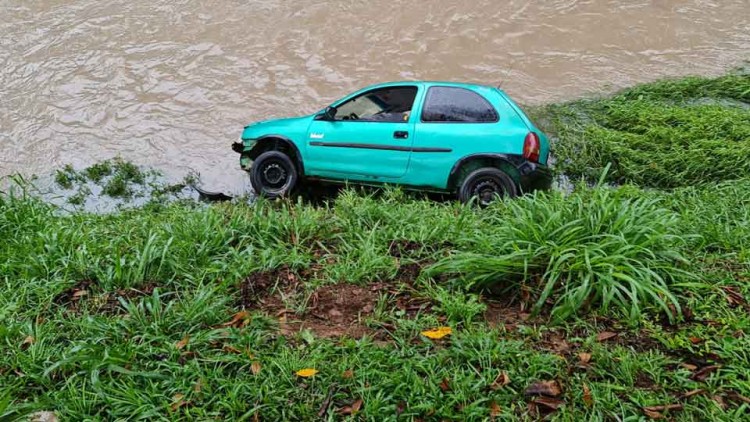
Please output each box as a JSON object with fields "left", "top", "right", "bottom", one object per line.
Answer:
{"left": 536, "top": 73, "right": 750, "bottom": 188}
{"left": 428, "top": 185, "right": 697, "bottom": 322}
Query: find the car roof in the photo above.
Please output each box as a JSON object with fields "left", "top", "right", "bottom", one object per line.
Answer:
{"left": 363, "top": 81, "right": 501, "bottom": 91}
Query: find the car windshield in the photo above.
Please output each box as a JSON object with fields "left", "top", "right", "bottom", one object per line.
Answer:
{"left": 334, "top": 86, "right": 417, "bottom": 122}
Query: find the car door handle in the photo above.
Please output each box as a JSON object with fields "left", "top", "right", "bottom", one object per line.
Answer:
{"left": 393, "top": 131, "right": 409, "bottom": 139}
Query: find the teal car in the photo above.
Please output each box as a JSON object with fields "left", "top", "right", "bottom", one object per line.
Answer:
{"left": 232, "top": 81, "right": 552, "bottom": 204}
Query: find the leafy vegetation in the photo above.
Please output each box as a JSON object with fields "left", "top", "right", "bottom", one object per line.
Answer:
{"left": 535, "top": 73, "right": 750, "bottom": 188}
{"left": 428, "top": 182, "right": 696, "bottom": 322}
{"left": 3, "top": 74, "right": 750, "bottom": 420}
{"left": 49, "top": 158, "right": 193, "bottom": 208}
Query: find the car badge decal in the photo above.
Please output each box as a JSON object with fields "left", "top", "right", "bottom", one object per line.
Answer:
{"left": 310, "top": 133, "right": 325, "bottom": 139}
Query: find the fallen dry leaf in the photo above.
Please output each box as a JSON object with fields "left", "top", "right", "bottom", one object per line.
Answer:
{"left": 643, "top": 404, "right": 682, "bottom": 413}
{"left": 318, "top": 386, "right": 337, "bottom": 417}
{"left": 681, "top": 389, "right": 705, "bottom": 399}
{"left": 193, "top": 379, "right": 202, "bottom": 393}
{"left": 713, "top": 395, "right": 728, "bottom": 410}
{"left": 296, "top": 368, "right": 318, "bottom": 377}
{"left": 533, "top": 396, "right": 565, "bottom": 411}
{"left": 491, "top": 371, "right": 511, "bottom": 390}
{"left": 578, "top": 352, "right": 592, "bottom": 364}
{"left": 489, "top": 401, "right": 501, "bottom": 419}
{"left": 339, "top": 399, "right": 363, "bottom": 415}
{"left": 691, "top": 365, "right": 720, "bottom": 382}
{"left": 680, "top": 363, "right": 698, "bottom": 371}
{"left": 642, "top": 404, "right": 683, "bottom": 419}
{"left": 21, "top": 335, "right": 35, "bottom": 348}
{"left": 643, "top": 408, "right": 664, "bottom": 419}
{"left": 223, "top": 345, "right": 242, "bottom": 354}
{"left": 726, "top": 391, "right": 750, "bottom": 404}
{"left": 582, "top": 383, "right": 593, "bottom": 407}
{"left": 342, "top": 369, "right": 354, "bottom": 379}
{"left": 421, "top": 326, "right": 452, "bottom": 340}
{"left": 171, "top": 393, "right": 186, "bottom": 412}
{"left": 73, "top": 290, "right": 88, "bottom": 298}
{"left": 175, "top": 335, "right": 190, "bottom": 350}
{"left": 723, "top": 286, "right": 746, "bottom": 307}
{"left": 222, "top": 310, "right": 250, "bottom": 328}
{"left": 689, "top": 336, "right": 703, "bottom": 345}
{"left": 596, "top": 331, "right": 618, "bottom": 342}
{"left": 525, "top": 380, "right": 562, "bottom": 397}
{"left": 439, "top": 378, "right": 451, "bottom": 392}
{"left": 251, "top": 361, "right": 261, "bottom": 375}
{"left": 546, "top": 333, "right": 570, "bottom": 353}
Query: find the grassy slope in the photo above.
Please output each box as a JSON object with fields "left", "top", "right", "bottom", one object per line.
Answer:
{"left": 533, "top": 73, "right": 750, "bottom": 188}
{"left": 2, "top": 74, "right": 749, "bottom": 420}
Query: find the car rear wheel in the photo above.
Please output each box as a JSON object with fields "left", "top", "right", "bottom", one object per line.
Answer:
{"left": 250, "top": 151, "right": 298, "bottom": 198}
{"left": 458, "top": 167, "right": 518, "bottom": 206}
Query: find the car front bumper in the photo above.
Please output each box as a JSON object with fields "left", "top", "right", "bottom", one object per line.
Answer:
{"left": 232, "top": 140, "right": 256, "bottom": 170}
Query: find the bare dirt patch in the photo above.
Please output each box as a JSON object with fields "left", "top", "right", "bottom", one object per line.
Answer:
{"left": 483, "top": 297, "right": 537, "bottom": 329}
{"left": 53, "top": 280, "right": 156, "bottom": 315}
{"left": 239, "top": 266, "right": 299, "bottom": 310}
{"left": 293, "top": 283, "right": 379, "bottom": 339}
{"left": 238, "top": 264, "right": 434, "bottom": 339}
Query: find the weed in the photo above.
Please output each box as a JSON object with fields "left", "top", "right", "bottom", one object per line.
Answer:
{"left": 428, "top": 185, "right": 697, "bottom": 322}
{"left": 83, "top": 161, "right": 113, "bottom": 183}
{"left": 54, "top": 165, "right": 80, "bottom": 189}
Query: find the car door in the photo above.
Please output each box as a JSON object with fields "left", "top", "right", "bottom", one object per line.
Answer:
{"left": 305, "top": 85, "right": 422, "bottom": 179}
{"left": 409, "top": 85, "right": 511, "bottom": 188}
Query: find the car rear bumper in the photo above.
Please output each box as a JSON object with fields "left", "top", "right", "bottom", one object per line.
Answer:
{"left": 518, "top": 161, "right": 553, "bottom": 193}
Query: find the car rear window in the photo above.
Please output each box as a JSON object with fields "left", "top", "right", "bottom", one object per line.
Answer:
{"left": 421, "top": 87, "right": 498, "bottom": 123}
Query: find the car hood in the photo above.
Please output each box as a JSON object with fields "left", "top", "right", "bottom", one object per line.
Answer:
{"left": 241, "top": 115, "right": 314, "bottom": 140}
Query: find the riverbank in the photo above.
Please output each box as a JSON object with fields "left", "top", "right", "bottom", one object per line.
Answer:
{"left": 2, "top": 73, "right": 749, "bottom": 420}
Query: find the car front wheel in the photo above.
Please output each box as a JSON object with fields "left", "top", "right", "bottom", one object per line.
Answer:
{"left": 458, "top": 167, "right": 518, "bottom": 206}
{"left": 250, "top": 150, "right": 298, "bottom": 198}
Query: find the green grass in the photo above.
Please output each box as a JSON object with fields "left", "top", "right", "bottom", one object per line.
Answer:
{"left": 2, "top": 181, "right": 750, "bottom": 420}
{"left": 3, "top": 73, "right": 750, "bottom": 420}
{"left": 428, "top": 181, "right": 697, "bottom": 323}
{"left": 534, "top": 73, "right": 750, "bottom": 188}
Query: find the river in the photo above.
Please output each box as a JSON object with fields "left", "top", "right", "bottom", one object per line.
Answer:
{"left": 1, "top": 0, "right": 748, "bottom": 193}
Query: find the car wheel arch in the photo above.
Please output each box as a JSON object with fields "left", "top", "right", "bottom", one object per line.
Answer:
{"left": 448, "top": 154, "right": 521, "bottom": 192}
{"left": 248, "top": 135, "right": 305, "bottom": 176}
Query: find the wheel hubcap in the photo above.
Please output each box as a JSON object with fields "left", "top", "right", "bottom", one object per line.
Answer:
{"left": 262, "top": 162, "right": 287, "bottom": 187}
{"left": 473, "top": 179, "right": 503, "bottom": 206}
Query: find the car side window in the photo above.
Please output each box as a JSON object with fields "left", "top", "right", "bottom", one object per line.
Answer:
{"left": 334, "top": 87, "right": 418, "bottom": 122}
{"left": 421, "top": 87, "right": 499, "bottom": 123}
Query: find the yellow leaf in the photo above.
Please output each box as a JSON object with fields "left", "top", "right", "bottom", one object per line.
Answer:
{"left": 171, "top": 393, "right": 185, "bottom": 411}
{"left": 251, "top": 361, "right": 261, "bottom": 375}
{"left": 421, "top": 326, "right": 452, "bottom": 340}
{"left": 296, "top": 368, "right": 318, "bottom": 377}
{"left": 175, "top": 335, "right": 190, "bottom": 350}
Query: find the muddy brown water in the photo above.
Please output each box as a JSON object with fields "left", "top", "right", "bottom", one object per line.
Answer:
{"left": 1, "top": 0, "right": 748, "bottom": 193}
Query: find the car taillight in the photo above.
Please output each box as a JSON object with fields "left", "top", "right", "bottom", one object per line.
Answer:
{"left": 523, "top": 132, "right": 541, "bottom": 163}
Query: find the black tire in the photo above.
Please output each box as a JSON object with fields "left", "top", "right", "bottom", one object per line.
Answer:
{"left": 250, "top": 151, "right": 298, "bottom": 198}
{"left": 458, "top": 167, "right": 518, "bottom": 206}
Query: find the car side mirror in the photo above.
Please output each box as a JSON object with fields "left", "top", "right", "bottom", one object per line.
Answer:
{"left": 315, "top": 106, "right": 336, "bottom": 121}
